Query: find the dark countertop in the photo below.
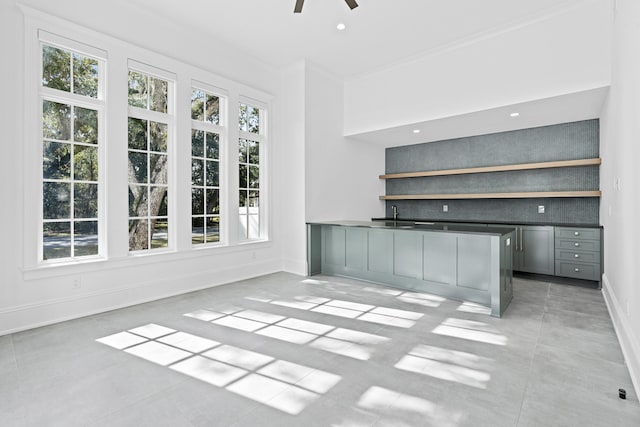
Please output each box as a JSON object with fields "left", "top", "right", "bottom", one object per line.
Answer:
{"left": 307, "top": 220, "right": 514, "bottom": 236}
{"left": 371, "top": 217, "right": 603, "bottom": 228}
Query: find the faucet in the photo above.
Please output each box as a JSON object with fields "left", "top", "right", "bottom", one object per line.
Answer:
{"left": 392, "top": 205, "right": 398, "bottom": 221}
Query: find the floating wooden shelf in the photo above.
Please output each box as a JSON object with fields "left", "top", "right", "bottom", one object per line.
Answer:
{"left": 379, "top": 158, "right": 601, "bottom": 180}
{"left": 380, "top": 191, "right": 602, "bottom": 201}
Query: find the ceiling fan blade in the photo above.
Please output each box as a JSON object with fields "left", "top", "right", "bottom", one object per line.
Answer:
{"left": 294, "top": 0, "right": 305, "bottom": 13}
{"left": 344, "top": 0, "right": 359, "bottom": 10}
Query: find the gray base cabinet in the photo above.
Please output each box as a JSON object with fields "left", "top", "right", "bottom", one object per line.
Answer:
{"left": 490, "top": 225, "right": 554, "bottom": 275}
{"left": 308, "top": 223, "right": 514, "bottom": 317}
{"left": 554, "top": 227, "right": 602, "bottom": 282}
{"left": 520, "top": 226, "right": 555, "bottom": 275}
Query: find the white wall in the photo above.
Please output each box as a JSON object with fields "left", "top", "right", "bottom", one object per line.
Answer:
{"left": 305, "top": 64, "right": 385, "bottom": 222}
{"left": 344, "top": 0, "right": 612, "bottom": 136}
{"left": 0, "top": 1, "right": 289, "bottom": 335}
{"left": 276, "top": 62, "right": 307, "bottom": 275}
{"left": 599, "top": 0, "right": 640, "bottom": 398}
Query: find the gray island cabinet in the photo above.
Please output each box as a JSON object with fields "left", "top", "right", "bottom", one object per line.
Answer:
{"left": 307, "top": 221, "right": 514, "bottom": 317}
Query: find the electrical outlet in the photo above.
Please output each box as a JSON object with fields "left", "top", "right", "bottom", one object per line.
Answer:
{"left": 72, "top": 278, "right": 81, "bottom": 290}
{"left": 538, "top": 205, "right": 545, "bottom": 214}
{"left": 442, "top": 204, "right": 448, "bottom": 212}
{"left": 252, "top": 251, "right": 256, "bottom": 260}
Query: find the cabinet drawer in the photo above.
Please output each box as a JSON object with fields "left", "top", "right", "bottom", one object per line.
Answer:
{"left": 555, "top": 250, "right": 600, "bottom": 263}
{"left": 555, "top": 239, "right": 600, "bottom": 252}
{"left": 555, "top": 261, "right": 600, "bottom": 281}
{"left": 555, "top": 227, "right": 601, "bottom": 241}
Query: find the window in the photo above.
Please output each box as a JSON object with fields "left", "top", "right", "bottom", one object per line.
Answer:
{"left": 238, "top": 102, "right": 265, "bottom": 240}
{"left": 41, "top": 42, "right": 103, "bottom": 261}
{"left": 127, "top": 68, "right": 172, "bottom": 252}
{"left": 191, "top": 88, "right": 223, "bottom": 245}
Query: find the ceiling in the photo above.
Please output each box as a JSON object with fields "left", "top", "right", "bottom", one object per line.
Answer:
{"left": 130, "top": 0, "right": 590, "bottom": 79}
{"left": 347, "top": 87, "right": 609, "bottom": 146}
{"left": 125, "top": 0, "right": 607, "bottom": 146}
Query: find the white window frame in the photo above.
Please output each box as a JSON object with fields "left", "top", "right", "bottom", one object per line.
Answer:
{"left": 38, "top": 31, "right": 107, "bottom": 264}
{"left": 190, "top": 81, "right": 227, "bottom": 247}
{"left": 126, "top": 60, "right": 176, "bottom": 254}
{"left": 238, "top": 97, "right": 269, "bottom": 242}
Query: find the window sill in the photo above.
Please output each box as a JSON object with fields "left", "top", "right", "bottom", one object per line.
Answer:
{"left": 22, "top": 239, "right": 273, "bottom": 281}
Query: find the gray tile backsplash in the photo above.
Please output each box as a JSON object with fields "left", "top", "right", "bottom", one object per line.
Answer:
{"left": 385, "top": 120, "right": 600, "bottom": 225}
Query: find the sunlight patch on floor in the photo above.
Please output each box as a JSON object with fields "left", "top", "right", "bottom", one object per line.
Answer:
{"left": 394, "top": 344, "right": 493, "bottom": 389}
{"left": 183, "top": 308, "right": 390, "bottom": 361}
{"left": 96, "top": 324, "right": 341, "bottom": 415}
{"left": 432, "top": 318, "right": 507, "bottom": 346}
{"left": 246, "top": 295, "right": 423, "bottom": 328}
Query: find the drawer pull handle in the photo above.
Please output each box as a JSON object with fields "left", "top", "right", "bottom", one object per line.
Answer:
{"left": 574, "top": 254, "right": 580, "bottom": 258}
{"left": 575, "top": 268, "right": 580, "bottom": 272}
{"left": 574, "top": 231, "right": 580, "bottom": 236}
{"left": 574, "top": 243, "right": 580, "bottom": 247}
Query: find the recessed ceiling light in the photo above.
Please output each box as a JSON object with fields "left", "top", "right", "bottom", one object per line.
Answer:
{"left": 413, "top": 129, "right": 421, "bottom": 134}
{"left": 337, "top": 23, "right": 346, "bottom": 30}
{"left": 510, "top": 112, "right": 520, "bottom": 117}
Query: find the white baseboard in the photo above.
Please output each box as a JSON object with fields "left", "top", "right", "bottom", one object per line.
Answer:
{"left": 282, "top": 258, "right": 307, "bottom": 276}
{"left": 602, "top": 273, "right": 640, "bottom": 399}
{"left": 0, "top": 259, "right": 282, "bottom": 336}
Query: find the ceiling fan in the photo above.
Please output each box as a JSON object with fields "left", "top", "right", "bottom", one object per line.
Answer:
{"left": 294, "top": 0, "right": 359, "bottom": 13}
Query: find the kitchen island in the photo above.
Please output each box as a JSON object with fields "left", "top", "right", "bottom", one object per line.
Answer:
{"left": 307, "top": 220, "right": 514, "bottom": 317}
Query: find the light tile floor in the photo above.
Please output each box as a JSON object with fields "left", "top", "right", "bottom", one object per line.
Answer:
{"left": 1, "top": 273, "right": 639, "bottom": 426}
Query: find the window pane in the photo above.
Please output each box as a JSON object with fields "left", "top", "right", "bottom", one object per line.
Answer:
{"left": 129, "top": 152, "right": 148, "bottom": 183}
{"left": 206, "top": 160, "right": 218, "bottom": 187}
{"left": 156, "top": 190, "right": 168, "bottom": 216}
{"left": 74, "top": 183, "right": 98, "bottom": 218}
{"left": 150, "top": 154, "right": 167, "bottom": 185}
{"left": 239, "top": 190, "right": 248, "bottom": 208}
{"left": 206, "top": 132, "right": 219, "bottom": 159}
{"left": 192, "top": 216, "right": 205, "bottom": 244}
{"left": 43, "top": 182, "right": 70, "bottom": 219}
{"left": 149, "top": 77, "right": 168, "bottom": 113}
{"left": 74, "top": 145, "right": 98, "bottom": 181}
{"left": 239, "top": 164, "right": 247, "bottom": 189}
{"left": 72, "top": 53, "right": 98, "bottom": 98}
{"left": 150, "top": 121, "right": 167, "bottom": 152}
{"left": 238, "top": 138, "right": 247, "bottom": 163}
{"left": 248, "top": 215, "right": 260, "bottom": 240}
{"left": 73, "top": 107, "right": 98, "bottom": 144}
{"left": 128, "top": 71, "right": 147, "bottom": 108}
{"left": 206, "top": 94, "right": 219, "bottom": 124}
{"left": 42, "top": 45, "right": 70, "bottom": 92}
{"left": 239, "top": 104, "right": 247, "bottom": 132}
{"left": 238, "top": 214, "right": 248, "bottom": 240}
{"left": 129, "top": 219, "right": 149, "bottom": 251}
{"left": 247, "top": 106, "right": 260, "bottom": 133}
{"left": 192, "top": 188, "right": 204, "bottom": 215}
{"left": 43, "top": 100, "right": 71, "bottom": 140}
{"left": 248, "top": 140, "right": 259, "bottom": 164}
{"left": 151, "top": 220, "right": 168, "bottom": 248}
{"left": 191, "top": 159, "right": 204, "bottom": 186}
{"left": 192, "top": 129, "right": 204, "bottom": 157}
{"left": 128, "top": 118, "right": 147, "bottom": 150}
{"left": 43, "top": 141, "right": 71, "bottom": 180}
{"left": 191, "top": 90, "right": 204, "bottom": 121}
{"left": 129, "top": 185, "right": 148, "bottom": 217}
{"left": 249, "top": 166, "right": 259, "bottom": 189}
{"left": 43, "top": 222, "right": 71, "bottom": 260}
{"left": 249, "top": 190, "right": 259, "bottom": 208}
{"left": 206, "top": 216, "right": 220, "bottom": 243}
{"left": 206, "top": 189, "right": 219, "bottom": 215}
{"left": 74, "top": 221, "right": 98, "bottom": 256}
